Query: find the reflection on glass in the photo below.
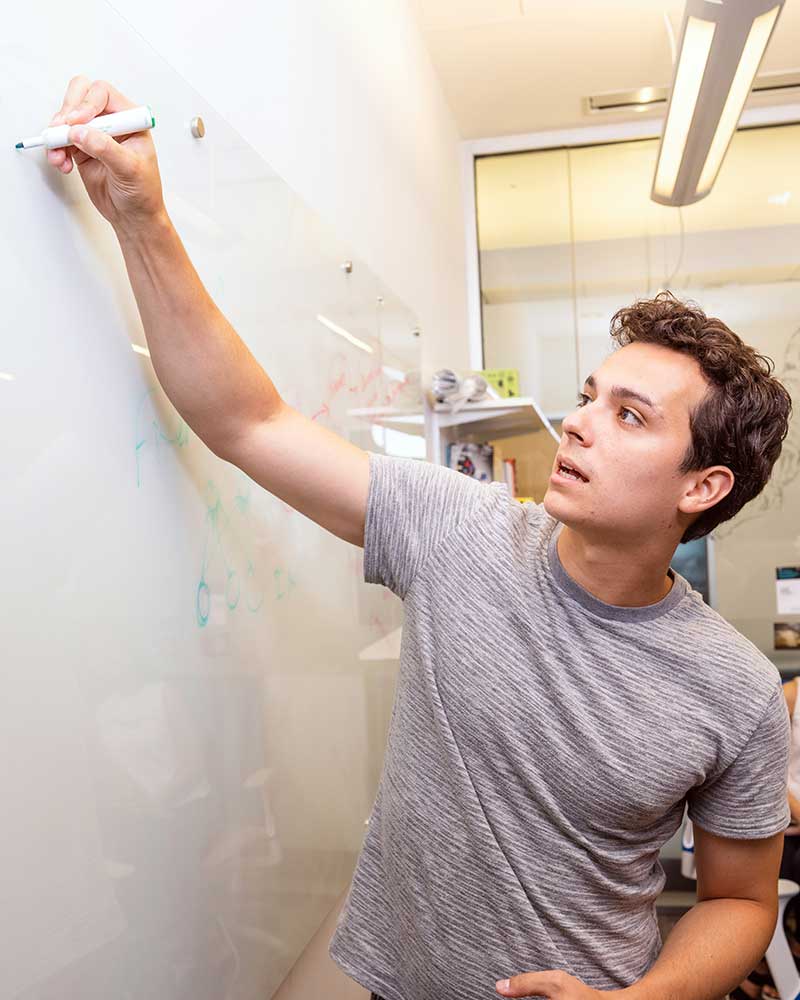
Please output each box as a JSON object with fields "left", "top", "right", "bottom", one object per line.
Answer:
{"left": 476, "top": 148, "right": 579, "bottom": 415}
{"left": 475, "top": 123, "right": 800, "bottom": 663}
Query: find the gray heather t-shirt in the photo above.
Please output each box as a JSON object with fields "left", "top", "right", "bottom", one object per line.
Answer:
{"left": 329, "top": 453, "right": 790, "bottom": 1000}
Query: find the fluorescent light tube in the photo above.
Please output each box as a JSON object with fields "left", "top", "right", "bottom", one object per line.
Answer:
{"left": 0, "top": 372, "right": 15, "bottom": 381}
{"left": 651, "top": 0, "right": 785, "bottom": 207}
{"left": 653, "top": 16, "right": 716, "bottom": 200}
{"left": 316, "top": 314, "right": 374, "bottom": 354}
{"left": 132, "top": 343, "right": 151, "bottom": 358}
{"left": 695, "top": 5, "right": 781, "bottom": 196}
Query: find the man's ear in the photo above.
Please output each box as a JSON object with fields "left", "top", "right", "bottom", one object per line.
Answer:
{"left": 678, "top": 466, "right": 735, "bottom": 517}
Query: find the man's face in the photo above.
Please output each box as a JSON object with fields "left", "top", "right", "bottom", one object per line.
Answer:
{"left": 543, "top": 341, "right": 712, "bottom": 541}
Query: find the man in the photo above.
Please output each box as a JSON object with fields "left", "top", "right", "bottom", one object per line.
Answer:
{"left": 50, "top": 77, "right": 793, "bottom": 1000}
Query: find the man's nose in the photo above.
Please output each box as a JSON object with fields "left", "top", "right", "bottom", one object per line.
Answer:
{"left": 561, "top": 405, "right": 590, "bottom": 445}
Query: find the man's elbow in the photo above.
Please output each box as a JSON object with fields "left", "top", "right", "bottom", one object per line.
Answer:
{"left": 740, "top": 896, "right": 779, "bottom": 954}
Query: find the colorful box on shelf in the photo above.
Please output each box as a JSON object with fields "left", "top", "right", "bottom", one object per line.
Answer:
{"left": 479, "top": 368, "right": 519, "bottom": 398}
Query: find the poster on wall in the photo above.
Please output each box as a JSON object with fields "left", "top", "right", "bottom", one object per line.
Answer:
{"left": 777, "top": 567, "right": 800, "bottom": 615}
{"left": 775, "top": 623, "right": 800, "bottom": 650}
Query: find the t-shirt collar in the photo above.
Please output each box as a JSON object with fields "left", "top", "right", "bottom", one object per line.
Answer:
{"left": 547, "top": 521, "right": 689, "bottom": 623}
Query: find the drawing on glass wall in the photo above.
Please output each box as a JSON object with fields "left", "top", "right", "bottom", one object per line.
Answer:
{"left": 196, "top": 477, "right": 272, "bottom": 627}
{"left": 713, "top": 326, "right": 800, "bottom": 539}
{"left": 134, "top": 385, "right": 189, "bottom": 487}
{"left": 135, "top": 354, "right": 408, "bottom": 628}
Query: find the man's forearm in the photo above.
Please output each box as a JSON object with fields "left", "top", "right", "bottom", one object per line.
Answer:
{"left": 619, "top": 898, "right": 777, "bottom": 1000}
{"left": 115, "top": 212, "right": 282, "bottom": 455}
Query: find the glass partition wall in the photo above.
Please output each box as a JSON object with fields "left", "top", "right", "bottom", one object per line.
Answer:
{"left": 476, "top": 124, "right": 800, "bottom": 670}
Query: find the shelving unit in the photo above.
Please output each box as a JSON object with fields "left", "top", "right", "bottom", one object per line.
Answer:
{"left": 349, "top": 395, "right": 560, "bottom": 473}
{"left": 426, "top": 395, "right": 560, "bottom": 466}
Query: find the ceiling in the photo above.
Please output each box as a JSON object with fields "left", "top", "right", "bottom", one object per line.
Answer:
{"left": 412, "top": 0, "right": 800, "bottom": 139}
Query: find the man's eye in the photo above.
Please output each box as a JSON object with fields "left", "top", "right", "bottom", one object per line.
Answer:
{"left": 620, "top": 407, "right": 642, "bottom": 426}
{"left": 576, "top": 393, "right": 590, "bottom": 407}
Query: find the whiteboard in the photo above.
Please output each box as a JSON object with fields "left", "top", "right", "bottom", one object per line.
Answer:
{"left": 1, "top": 3, "right": 422, "bottom": 997}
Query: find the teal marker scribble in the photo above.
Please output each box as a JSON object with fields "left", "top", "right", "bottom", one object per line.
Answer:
{"left": 246, "top": 560, "right": 264, "bottom": 612}
{"left": 274, "top": 567, "right": 297, "bottom": 601}
{"left": 133, "top": 393, "right": 294, "bottom": 626}
{"left": 197, "top": 479, "right": 236, "bottom": 626}
{"left": 226, "top": 568, "right": 241, "bottom": 610}
{"left": 196, "top": 579, "right": 211, "bottom": 627}
{"left": 134, "top": 387, "right": 189, "bottom": 487}
{"left": 195, "top": 477, "right": 284, "bottom": 628}
{"left": 234, "top": 475, "right": 251, "bottom": 514}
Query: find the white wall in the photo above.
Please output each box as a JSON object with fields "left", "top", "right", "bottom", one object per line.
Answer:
{"left": 107, "top": 0, "right": 469, "bottom": 377}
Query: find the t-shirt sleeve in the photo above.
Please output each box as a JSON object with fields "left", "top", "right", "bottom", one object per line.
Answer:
{"left": 363, "top": 452, "right": 501, "bottom": 599}
{"left": 687, "top": 682, "right": 791, "bottom": 839}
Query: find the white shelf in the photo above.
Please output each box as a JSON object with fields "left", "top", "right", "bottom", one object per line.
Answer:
{"left": 348, "top": 396, "right": 560, "bottom": 462}
{"left": 431, "top": 396, "right": 556, "bottom": 440}
{"left": 428, "top": 395, "right": 559, "bottom": 465}
{"left": 346, "top": 406, "right": 426, "bottom": 437}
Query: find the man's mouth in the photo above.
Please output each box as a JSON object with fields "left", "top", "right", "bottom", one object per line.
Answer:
{"left": 556, "top": 459, "right": 589, "bottom": 483}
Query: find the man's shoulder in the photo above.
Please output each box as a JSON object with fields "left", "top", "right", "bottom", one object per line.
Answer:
{"left": 513, "top": 498, "right": 553, "bottom": 532}
{"left": 668, "top": 586, "right": 782, "bottom": 702}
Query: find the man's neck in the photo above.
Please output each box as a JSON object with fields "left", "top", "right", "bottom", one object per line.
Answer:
{"left": 556, "top": 525, "right": 675, "bottom": 608}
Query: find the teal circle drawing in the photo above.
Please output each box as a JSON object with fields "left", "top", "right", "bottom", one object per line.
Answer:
{"left": 226, "top": 570, "right": 240, "bottom": 610}
{"left": 197, "top": 579, "right": 210, "bottom": 627}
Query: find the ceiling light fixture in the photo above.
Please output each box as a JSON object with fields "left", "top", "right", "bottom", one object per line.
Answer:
{"left": 586, "top": 71, "right": 800, "bottom": 115}
{"left": 652, "top": 0, "right": 784, "bottom": 207}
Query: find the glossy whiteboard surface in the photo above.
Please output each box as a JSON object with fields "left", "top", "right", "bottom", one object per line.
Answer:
{"left": 1, "top": 3, "right": 421, "bottom": 997}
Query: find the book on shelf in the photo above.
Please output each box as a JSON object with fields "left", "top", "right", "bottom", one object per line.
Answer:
{"left": 446, "top": 442, "right": 494, "bottom": 483}
{"left": 502, "top": 457, "right": 517, "bottom": 497}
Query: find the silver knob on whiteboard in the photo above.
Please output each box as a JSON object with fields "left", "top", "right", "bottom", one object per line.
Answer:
{"left": 190, "top": 116, "right": 206, "bottom": 138}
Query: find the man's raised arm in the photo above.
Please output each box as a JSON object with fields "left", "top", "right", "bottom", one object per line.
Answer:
{"left": 50, "top": 76, "right": 369, "bottom": 546}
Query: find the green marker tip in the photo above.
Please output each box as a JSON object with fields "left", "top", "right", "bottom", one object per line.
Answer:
{"left": 15, "top": 141, "right": 23, "bottom": 149}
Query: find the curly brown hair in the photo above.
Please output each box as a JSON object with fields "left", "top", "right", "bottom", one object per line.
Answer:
{"left": 609, "top": 292, "right": 793, "bottom": 543}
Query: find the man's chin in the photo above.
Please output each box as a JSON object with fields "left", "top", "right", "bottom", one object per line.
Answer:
{"left": 543, "top": 486, "right": 564, "bottom": 518}
{"left": 543, "top": 486, "right": 582, "bottom": 526}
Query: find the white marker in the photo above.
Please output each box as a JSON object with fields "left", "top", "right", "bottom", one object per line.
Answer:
{"left": 15, "top": 104, "right": 155, "bottom": 150}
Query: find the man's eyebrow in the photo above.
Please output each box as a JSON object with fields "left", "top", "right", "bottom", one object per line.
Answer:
{"left": 583, "top": 374, "right": 662, "bottom": 416}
